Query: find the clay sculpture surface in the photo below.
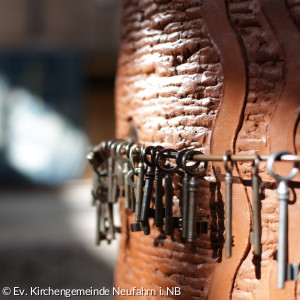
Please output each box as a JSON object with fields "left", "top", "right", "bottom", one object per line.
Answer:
{"left": 114, "top": 0, "right": 300, "bottom": 299}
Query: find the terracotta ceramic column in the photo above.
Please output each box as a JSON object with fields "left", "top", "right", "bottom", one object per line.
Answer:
{"left": 114, "top": 0, "right": 300, "bottom": 299}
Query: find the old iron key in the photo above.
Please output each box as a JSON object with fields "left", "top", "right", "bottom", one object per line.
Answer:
{"left": 129, "top": 144, "right": 145, "bottom": 221}
{"left": 251, "top": 154, "right": 262, "bottom": 256}
{"left": 182, "top": 149, "right": 207, "bottom": 242}
{"left": 267, "top": 150, "right": 299, "bottom": 289}
{"left": 155, "top": 148, "right": 179, "bottom": 235}
{"left": 109, "top": 140, "right": 124, "bottom": 203}
{"left": 140, "top": 146, "right": 164, "bottom": 225}
{"left": 125, "top": 143, "right": 136, "bottom": 212}
{"left": 223, "top": 150, "right": 234, "bottom": 258}
{"left": 87, "top": 141, "right": 110, "bottom": 245}
{"left": 128, "top": 145, "right": 151, "bottom": 235}
{"left": 107, "top": 140, "right": 119, "bottom": 203}
{"left": 154, "top": 162, "right": 164, "bottom": 227}
{"left": 176, "top": 149, "right": 200, "bottom": 239}
{"left": 126, "top": 169, "right": 137, "bottom": 213}
{"left": 115, "top": 141, "right": 131, "bottom": 208}
{"left": 87, "top": 141, "right": 109, "bottom": 205}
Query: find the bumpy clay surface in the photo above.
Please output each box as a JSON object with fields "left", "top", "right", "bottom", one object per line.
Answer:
{"left": 114, "top": 0, "right": 300, "bottom": 299}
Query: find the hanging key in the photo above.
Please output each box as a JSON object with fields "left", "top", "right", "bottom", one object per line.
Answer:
{"left": 182, "top": 149, "right": 207, "bottom": 242}
{"left": 153, "top": 148, "right": 173, "bottom": 228}
{"left": 250, "top": 154, "right": 262, "bottom": 256}
{"left": 223, "top": 150, "right": 234, "bottom": 258}
{"left": 176, "top": 149, "right": 200, "bottom": 239}
{"left": 87, "top": 141, "right": 111, "bottom": 245}
{"left": 106, "top": 139, "right": 123, "bottom": 203}
{"left": 129, "top": 144, "right": 145, "bottom": 221}
{"left": 267, "top": 150, "right": 299, "bottom": 289}
{"left": 154, "top": 165, "right": 164, "bottom": 227}
{"left": 155, "top": 148, "right": 179, "bottom": 235}
{"left": 126, "top": 169, "right": 137, "bottom": 212}
{"left": 87, "top": 141, "right": 109, "bottom": 205}
{"left": 140, "top": 146, "right": 164, "bottom": 226}
{"left": 128, "top": 145, "right": 151, "bottom": 236}
{"left": 109, "top": 140, "right": 123, "bottom": 203}
{"left": 95, "top": 199, "right": 107, "bottom": 245}
{"left": 115, "top": 141, "right": 130, "bottom": 206}
{"left": 125, "top": 143, "right": 136, "bottom": 211}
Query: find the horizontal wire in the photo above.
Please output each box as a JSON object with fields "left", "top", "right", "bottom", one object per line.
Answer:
{"left": 192, "top": 154, "right": 300, "bottom": 162}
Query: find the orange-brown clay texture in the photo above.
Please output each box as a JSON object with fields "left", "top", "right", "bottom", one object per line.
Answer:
{"left": 114, "top": 0, "right": 300, "bottom": 299}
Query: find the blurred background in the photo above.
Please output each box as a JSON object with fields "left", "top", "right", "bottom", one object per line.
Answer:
{"left": 0, "top": 0, "right": 121, "bottom": 298}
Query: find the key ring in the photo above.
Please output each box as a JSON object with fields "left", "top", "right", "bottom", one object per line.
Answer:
{"left": 155, "top": 148, "right": 179, "bottom": 173}
{"left": 116, "top": 141, "right": 130, "bottom": 164}
{"left": 267, "top": 150, "right": 299, "bottom": 182}
{"left": 177, "top": 148, "right": 200, "bottom": 171}
{"left": 125, "top": 142, "right": 135, "bottom": 158}
{"left": 143, "top": 145, "right": 164, "bottom": 167}
{"left": 182, "top": 149, "right": 208, "bottom": 176}
{"left": 142, "top": 146, "right": 154, "bottom": 167}
{"left": 223, "top": 150, "right": 234, "bottom": 173}
{"left": 108, "top": 138, "right": 123, "bottom": 153}
{"left": 129, "top": 144, "right": 142, "bottom": 170}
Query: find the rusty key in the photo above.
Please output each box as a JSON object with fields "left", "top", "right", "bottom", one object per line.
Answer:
{"left": 129, "top": 144, "right": 145, "bottom": 221}
{"left": 140, "top": 146, "right": 164, "bottom": 225}
{"left": 182, "top": 149, "right": 207, "bottom": 242}
{"left": 176, "top": 149, "right": 200, "bottom": 239}
{"left": 155, "top": 148, "right": 179, "bottom": 235}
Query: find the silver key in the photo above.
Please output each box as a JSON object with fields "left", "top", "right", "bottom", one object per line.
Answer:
{"left": 267, "top": 150, "right": 299, "bottom": 289}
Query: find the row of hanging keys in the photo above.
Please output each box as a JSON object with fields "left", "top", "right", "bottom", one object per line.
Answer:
{"left": 87, "top": 139, "right": 300, "bottom": 289}
{"left": 87, "top": 139, "right": 209, "bottom": 243}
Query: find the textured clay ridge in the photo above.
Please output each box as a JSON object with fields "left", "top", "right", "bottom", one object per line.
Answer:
{"left": 116, "top": 0, "right": 223, "bottom": 151}
{"left": 227, "top": 0, "right": 284, "bottom": 298}
{"left": 115, "top": 0, "right": 224, "bottom": 298}
{"left": 114, "top": 0, "right": 300, "bottom": 299}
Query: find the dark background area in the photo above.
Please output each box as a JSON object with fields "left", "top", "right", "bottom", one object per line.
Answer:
{"left": 0, "top": 0, "right": 120, "bottom": 298}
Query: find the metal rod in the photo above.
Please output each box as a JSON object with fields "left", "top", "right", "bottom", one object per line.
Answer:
{"left": 192, "top": 154, "right": 300, "bottom": 162}
{"left": 165, "top": 153, "right": 300, "bottom": 163}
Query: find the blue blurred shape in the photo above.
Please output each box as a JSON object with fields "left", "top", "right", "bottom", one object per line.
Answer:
{"left": 0, "top": 53, "right": 89, "bottom": 184}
